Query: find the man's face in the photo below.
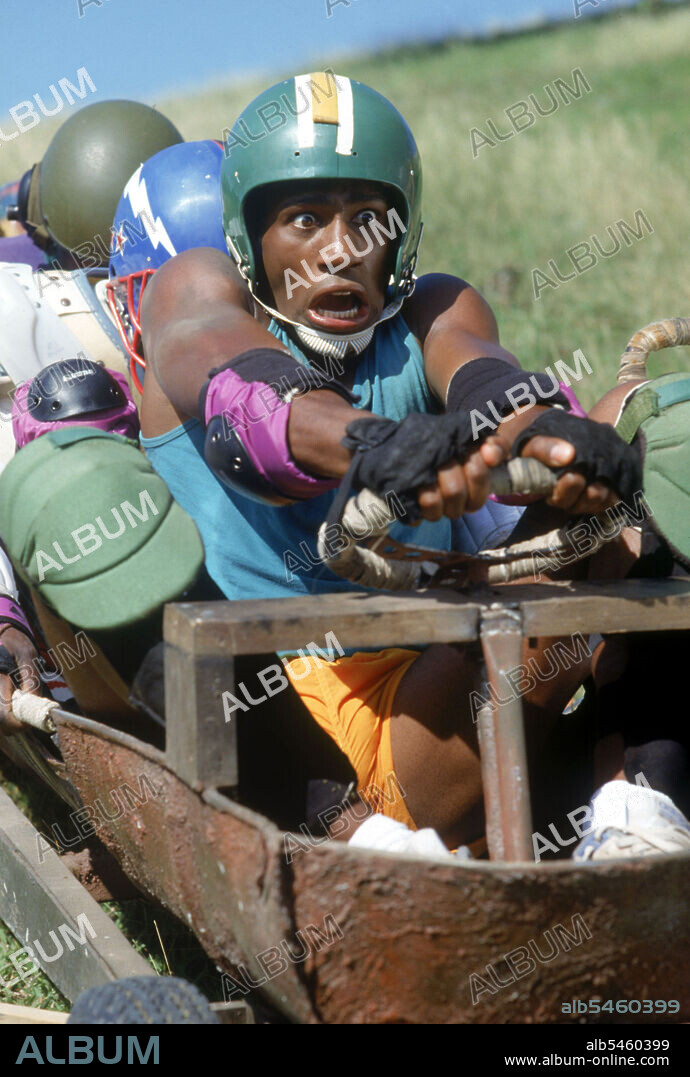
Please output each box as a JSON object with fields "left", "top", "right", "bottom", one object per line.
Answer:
{"left": 258, "top": 180, "right": 396, "bottom": 333}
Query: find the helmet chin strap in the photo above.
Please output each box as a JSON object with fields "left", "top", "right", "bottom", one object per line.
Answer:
{"left": 249, "top": 284, "right": 411, "bottom": 360}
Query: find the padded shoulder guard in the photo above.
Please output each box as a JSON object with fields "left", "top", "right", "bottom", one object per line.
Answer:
{"left": 0, "top": 263, "right": 88, "bottom": 386}
{"left": 200, "top": 347, "right": 356, "bottom": 505}
{"left": 0, "top": 264, "right": 126, "bottom": 387}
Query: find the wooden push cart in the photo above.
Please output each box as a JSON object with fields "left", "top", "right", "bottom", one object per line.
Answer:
{"left": 1, "top": 320, "right": 689, "bottom": 1023}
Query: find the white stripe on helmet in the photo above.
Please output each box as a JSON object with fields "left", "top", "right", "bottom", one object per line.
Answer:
{"left": 295, "top": 74, "right": 315, "bottom": 148}
{"left": 335, "top": 76, "right": 354, "bottom": 156}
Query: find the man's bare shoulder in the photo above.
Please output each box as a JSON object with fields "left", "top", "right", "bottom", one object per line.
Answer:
{"left": 589, "top": 380, "right": 650, "bottom": 426}
{"left": 403, "top": 273, "right": 497, "bottom": 344}
{"left": 145, "top": 246, "right": 251, "bottom": 311}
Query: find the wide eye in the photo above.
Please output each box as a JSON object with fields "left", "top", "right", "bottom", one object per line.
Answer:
{"left": 355, "top": 209, "right": 378, "bottom": 226}
{"left": 292, "top": 211, "right": 318, "bottom": 229}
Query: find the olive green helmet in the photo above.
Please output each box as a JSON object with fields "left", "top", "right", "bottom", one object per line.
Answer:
{"left": 221, "top": 73, "right": 423, "bottom": 301}
{"left": 27, "top": 100, "right": 183, "bottom": 260}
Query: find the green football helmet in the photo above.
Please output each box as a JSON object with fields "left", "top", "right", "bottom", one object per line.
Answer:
{"left": 21, "top": 100, "right": 183, "bottom": 262}
{"left": 221, "top": 73, "right": 423, "bottom": 303}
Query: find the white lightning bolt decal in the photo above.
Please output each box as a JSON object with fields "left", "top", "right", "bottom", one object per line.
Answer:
{"left": 123, "top": 165, "right": 177, "bottom": 258}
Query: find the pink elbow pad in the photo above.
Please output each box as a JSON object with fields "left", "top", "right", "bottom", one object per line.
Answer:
{"left": 201, "top": 349, "right": 355, "bottom": 504}
{"left": 0, "top": 594, "right": 33, "bottom": 639}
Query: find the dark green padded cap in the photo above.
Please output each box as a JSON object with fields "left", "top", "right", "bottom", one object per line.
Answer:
{"left": 0, "top": 428, "right": 204, "bottom": 630}
{"left": 39, "top": 100, "right": 183, "bottom": 255}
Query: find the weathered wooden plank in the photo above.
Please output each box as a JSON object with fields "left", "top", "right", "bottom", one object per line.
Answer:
{"left": 164, "top": 645, "right": 238, "bottom": 789}
{"left": 500, "top": 578, "right": 690, "bottom": 636}
{"left": 0, "top": 1000, "right": 252, "bottom": 1025}
{"left": 165, "top": 579, "right": 690, "bottom": 658}
{"left": 164, "top": 591, "right": 482, "bottom": 656}
{"left": 0, "top": 1002, "right": 68, "bottom": 1024}
{"left": 0, "top": 786, "right": 151, "bottom": 1003}
{"left": 210, "top": 1000, "right": 255, "bottom": 1024}
{"left": 162, "top": 578, "right": 690, "bottom": 793}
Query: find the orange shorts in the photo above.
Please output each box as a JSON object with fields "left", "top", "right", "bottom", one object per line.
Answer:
{"left": 283, "top": 647, "right": 421, "bottom": 829}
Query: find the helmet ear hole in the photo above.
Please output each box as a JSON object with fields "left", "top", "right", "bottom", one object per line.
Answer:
{"left": 242, "top": 186, "right": 279, "bottom": 304}
{"left": 8, "top": 165, "right": 36, "bottom": 227}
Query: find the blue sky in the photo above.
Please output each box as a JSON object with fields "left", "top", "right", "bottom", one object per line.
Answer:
{"left": 0, "top": 0, "right": 644, "bottom": 113}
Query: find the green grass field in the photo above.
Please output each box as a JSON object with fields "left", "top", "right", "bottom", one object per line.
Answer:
{"left": 1, "top": 4, "right": 689, "bottom": 1014}
{"left": 5, "top": 5, "right": 687, "bottom": 405}
{"left": 160, "top": 5, "right": 688, "bottom": 406}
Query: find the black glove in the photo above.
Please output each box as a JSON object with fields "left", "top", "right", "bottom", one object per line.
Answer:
{"left": 512, "top": 410, "right": 642, "bottom": 504}
{"left": 335, "top": 411, "right": 491, "bottom": 522}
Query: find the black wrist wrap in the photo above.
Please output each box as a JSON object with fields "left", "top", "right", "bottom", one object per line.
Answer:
{"left": 327, "top": 410, "right": 491, "bottom": 527}
{"left": 198, "top": 347, "right": 357, "bottom": 418}
{"left": 446, "top": 357, "right": 569, "bottom": 419}
{"left": 0, "top": 616, "right": 34, "bottom": 640}
{"left": 0, "top": 644, "right": 18, "bottom": 675}
{"left": 512, "top": 411, "right": 643, "bottom": 504}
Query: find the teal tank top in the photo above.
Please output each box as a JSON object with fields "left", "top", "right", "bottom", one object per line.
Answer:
{"left": 141, "top": 314, "right": 521, "bottom": 601}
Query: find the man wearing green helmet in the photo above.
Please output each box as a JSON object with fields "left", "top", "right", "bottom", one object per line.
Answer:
{"left": 138, "top": 73, "right": 641, "bottom": 856}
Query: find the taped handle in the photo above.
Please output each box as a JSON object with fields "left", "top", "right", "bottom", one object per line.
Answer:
{"left": 617, "top": 317, "right": 690, "bottom": 383}
{"left": 489, "top": 457, "right": 556, "bottom": 498}
{"left": 11, "top": 689, "right": 58, "bottom": 733}
{"left": 317, "top": 488, "right": 423, "bottom": 589}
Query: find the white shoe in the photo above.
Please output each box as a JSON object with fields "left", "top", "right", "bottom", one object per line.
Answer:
{"left": 574, "top": 824, "right": 690, "bottom": 861}
{"left": 348, "top": 813, "right": 469, "bottom": 862}
{"left": 573, "top": 781, "right": 690, "bottom": 861}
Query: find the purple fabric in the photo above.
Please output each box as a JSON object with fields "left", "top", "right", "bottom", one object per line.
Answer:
{"left": 491, "top": 381, "right": 588, "bottom": 505}
{"left": 204, "top": 367, "right": 339, "bottom": 500}
{"left": 0, "top": 595, "right": 32, "bottom": 637}
{"left": 0, "top": 233, "right": 45, "bottom": 270}
{"left": 558, "top": 382, "right": 587, "bottom": 419}
{"left": 12, "top": 367, "right": 140, "bottom": 449}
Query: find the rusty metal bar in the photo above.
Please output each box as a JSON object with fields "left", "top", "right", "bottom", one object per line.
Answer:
{"left": 478, "top": 605, "right": 534, "bottom": 862}
{"left": 475, "top": 661, "right": 504, "bottom": 862}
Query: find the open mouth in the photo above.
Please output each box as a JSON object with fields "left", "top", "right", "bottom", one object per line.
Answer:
{"left": 307, "top": 288, "right": 371, "bottom": 331}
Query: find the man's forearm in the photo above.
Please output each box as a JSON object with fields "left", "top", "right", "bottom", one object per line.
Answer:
{"left": 287, "top": 391, "right": 373, "bottom": 479}
{"left": 287, "top": 391, "right": 548, "bottom": 486}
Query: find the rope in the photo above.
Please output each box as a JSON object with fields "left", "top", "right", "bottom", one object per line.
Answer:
{"left": 320, "top": 459, "right": 633, "bottom": 591}
{"left": 617, "top": 317, "right": 690, "bottom": 383}
{"left": 320, "top": 459, "right": 558, "bottom": 589}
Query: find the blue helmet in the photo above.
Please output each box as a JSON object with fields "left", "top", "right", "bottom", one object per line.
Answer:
{"left": 106, "top": 139, "right": 226, "bottom": 389}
